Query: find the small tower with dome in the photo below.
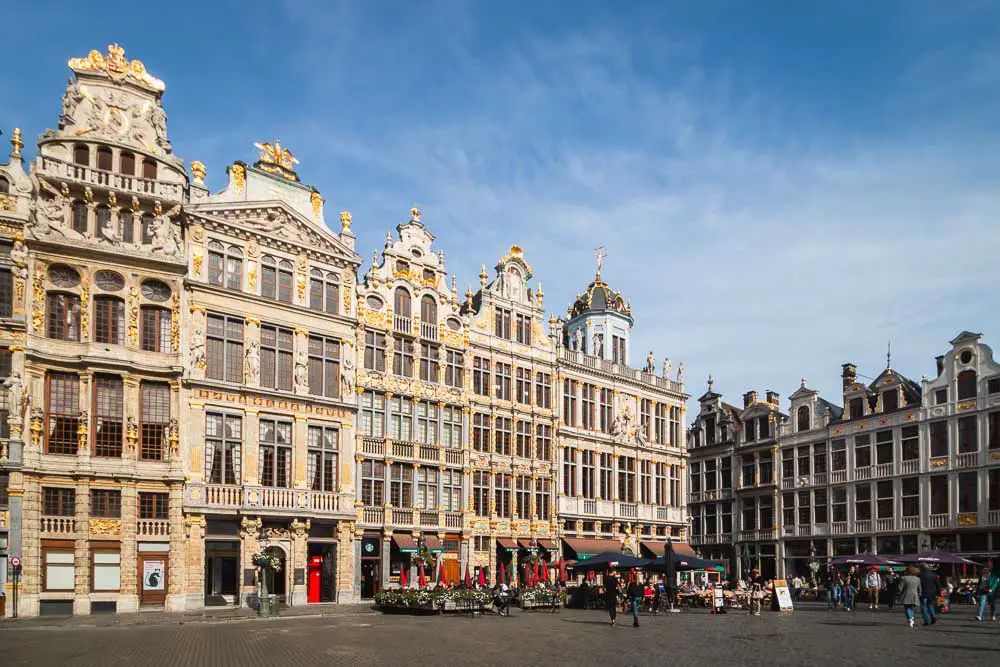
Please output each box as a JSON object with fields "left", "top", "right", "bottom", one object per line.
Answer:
{"left": 563, "top": 247, "right": 633, "bottom": 365}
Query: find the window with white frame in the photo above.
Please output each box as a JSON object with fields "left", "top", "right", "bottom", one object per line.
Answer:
{"left": 307, "top": 425, "right": 338, "bottom": 492}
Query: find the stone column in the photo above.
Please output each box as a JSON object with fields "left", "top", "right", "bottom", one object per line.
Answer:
{"left": 187, "top": 400, "right": 206, "bottom": 481}
{"left": 165, "top": 482, "right": 186, "bottom": 612}
{"left": 77, "top": 371, "right": 93, "bottom": 471}
{"left": 18, "top": 478, "right": 39, "bottom": 617}
{"left": 118, "top": 481, "right": 139, "bottom": 612}
{"left": 243, "top": 410, "right": 260, "bottom": 486}
{"left": 239, "top": 518, "right": 262, "bottom": 608}
{"left": 73, "top": 482, "right": 90, "bottom": 615}
{"left": 183, "top": 514, "right": 207, "bottom": 611}
{"left": 352, "top": 526, "right": 363, "bottom": 601}
{"left": 293, "top": 415, "right": 309, "bottom": 489}
{"left": 123, "top": 374, "right": 140, "bottom": 462}
{"left": 381, "top": 532, "right": 391, "bottom": 586}
{"left": 289, "top": 519, "right": 309, "bottom": 606}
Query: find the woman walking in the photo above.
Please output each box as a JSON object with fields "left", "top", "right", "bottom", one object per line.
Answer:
{"left": 899, "top": 566, "right": 922, "bottom": 628}
{"left": 843, "top": 566, "right": 859, "bottom": 611}
{"left": 605, "top": 568, "right": 620, "bottom": 626}
{"left": 976, "top": 560, "right": 998, "bottom": 622}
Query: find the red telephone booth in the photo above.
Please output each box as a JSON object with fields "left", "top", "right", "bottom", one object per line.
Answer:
{"left": 308, "top": 555, "right": 323, "bottom": 603}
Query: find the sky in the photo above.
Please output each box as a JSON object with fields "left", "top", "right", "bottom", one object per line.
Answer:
{"left": 2, "top": 0, "right": 998, "bottom": 413}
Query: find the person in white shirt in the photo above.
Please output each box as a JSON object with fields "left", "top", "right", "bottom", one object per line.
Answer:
{"left": 865, "top": 567, "right": 883, "bottom": 609}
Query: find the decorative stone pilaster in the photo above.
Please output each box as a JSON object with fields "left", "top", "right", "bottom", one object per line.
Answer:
{"left": 289, "top": 519, "right": 309, "bottom": 606}
{"left": 165, "top": 483, "right": 186, "bottom": 612}
{"left": 244, "top": 317, "right": 261, "bottom": 387}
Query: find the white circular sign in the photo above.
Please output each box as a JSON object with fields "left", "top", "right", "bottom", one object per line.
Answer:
{"left": 10, "top": 556, "right": 21, "bottom": 568}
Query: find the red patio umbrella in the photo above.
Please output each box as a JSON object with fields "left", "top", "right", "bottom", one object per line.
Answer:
{"left": 499, "top": 561, "right": 506, "bottom": 586}
{"left": 534, "top": 561, "right": 541, "bottom": 585}
{"left": 418, "top": 561, "right": 427, "bottom": 588}
{"left": 478, "top": 567, "right": 486, "bottom": 587}
{"left": 400, "top": 566, "right": 408, "bottom": 588}
{"left": 464, "top": 563, "right": 472, "bottom": 588}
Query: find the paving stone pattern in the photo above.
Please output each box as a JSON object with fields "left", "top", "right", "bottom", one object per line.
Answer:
{"left": 0, "top": 603, "right": 997, "bottom": 666}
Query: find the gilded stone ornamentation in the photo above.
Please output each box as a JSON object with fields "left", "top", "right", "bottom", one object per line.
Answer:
{"left": 247, "top": 262, "right": 257, "bottom": 290}
{"left": 190, "top": 160, "right": 206, "bottom": 183}
{"left": 310, "top": 191, "right": 323, "bottom": 217}
{"left": 80, "top": 282, "right": 90, "bottom": 338}
{"left": 29, "top": 407, "right": 43, "bottom": 448}
{"left": 89, "top": 518, "right": 123, "bottom": 537}
{"left": 340, "top": 210, "right": 352, "bottom": 230}
{"left": 170, "top": 293, "right": 180, "bottom": 353}
{"left": 31, "top": 266, "right": 45, "bottom": 333}
{"left": 77, "top": 410, "right": 89, "bottom": 451}
{"left": 127, "top": 285, "right": 140, "bottom": 345}
{"left": 192, "top": 253, "right": 203, "bottom": 277}
{"left": 68, "top": 44, "right": 166, "bottom": 92}
{"left": 232, "top": 163, "right": 246, "bottom": 194}
{"left": 126, "top": 416, "right": 138, "bottom": 452}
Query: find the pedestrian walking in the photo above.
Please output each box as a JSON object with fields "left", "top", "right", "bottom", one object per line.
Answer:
{"left": 605, "top": 569, "right": 620, "bottom": 626}
{"left": 975, "top": 560, "right": 998, "bottom": 622}
{"left": 899, "top": 566, "right": 922, "bottom": 628}
{"left": 885, "top": 570, "right": 899, "bottom": 610}
{"left": 748, "top": 569, "right": 766, "bottom": 616}
{"left": 843, "top": 566, "right": 859, "bottom": 611}
{"left": 865, "top": 567, "right": 882, "bottom": 609}
{"left": 918, "top": 564, "right": 940, "bottom": 626}
{"left": 824, "top": 563, "right": 841, "bottom": 610}
{"left": 627, "top": 576, "right": 644, "bottom": 627}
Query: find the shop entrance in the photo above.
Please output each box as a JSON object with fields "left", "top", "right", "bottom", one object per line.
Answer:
{"left": 262, "top": 546, "right": 287, "bottom": 601}
{"left": 205, "top": 540, "right": 240, "bottom": 606}
{"left": 307, "top": 543, "right": 338, "bottom": 603}
{"left": 360, "top": 534, "right": 381, "bottom": 599}
{"left": 138, "top": 552, "right": 168, "bottom": 607}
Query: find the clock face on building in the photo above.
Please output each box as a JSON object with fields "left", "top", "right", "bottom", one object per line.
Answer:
{"left": 364, "top": 543, "right": 375, "bottom": 554}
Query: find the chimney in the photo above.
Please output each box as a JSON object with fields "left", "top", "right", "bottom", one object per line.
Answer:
{"left": 842, "top": 363, "right": 857, "bottom": 390}
{"left": 766, "top": 390, "right": 780, "bottom": 406}
{"left": 743, "top": 390, "right": 758, "bottom": 408}
{"left": 935, "top": 355, "right": 945, "bottom": 376}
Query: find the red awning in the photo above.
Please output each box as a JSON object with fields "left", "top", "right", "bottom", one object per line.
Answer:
{"left": 497, "top": 537, "right": 518, "bottom": 551}
{"left": 392, "top": 534, "right": 418, "bottom": 553}
{"left": 537, "top": 539, "right": 557, "bottom": 551}
{"left": 641, "top": 541, "right": 697, "bottom": 557}
{"left": 561, "top": 538, "right": 623, "bottom": 559}
{"left": 423, "top": 535, "right": 444, "bottom": 552}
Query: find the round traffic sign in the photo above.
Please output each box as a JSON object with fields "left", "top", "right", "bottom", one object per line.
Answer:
{"left": 9, "top": 556, "right": 21, "bottom": 568}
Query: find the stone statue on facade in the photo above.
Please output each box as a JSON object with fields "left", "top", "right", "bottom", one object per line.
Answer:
{"left": 99, "top": 211, "right": 120, "bottom": 246}
{"left": 151, "top": 205, "right": 182, "bottom": 256}
{"left": 677, "top": 362, "right": 684, "bottom": 383}
{"left": 3, "top": 371, "right": 25, "bottom": 431}
{"left": 571, "top": 328, "right": 583, "bottom": 352}
{"left": 244, "top": 339, "right": 261, "bottom": 383}
{"left": 662, "top": 357, "right": 671, "bottom": 377}
{"left": 60, "top": 78, "right": 84, "bottom": 127}
{"left": 593, "top": 333, "right": 604, "bottom": 358}
{"left": 149, "top": 100, "right": 170, "bottom": 150}
{"left": 341, "top": 343, "right": 355, "bottom": 396}
{"left": 294, "top": 349, "right": 308, "bottom": 391}
{"left": 645, "top": 351, "right": 655, "bottom": 373}
{"left": 29, "top": 179, "right": 77, "bottom": 238}
{"left": 189, "top": 326, "right": 206, "bottom": 373}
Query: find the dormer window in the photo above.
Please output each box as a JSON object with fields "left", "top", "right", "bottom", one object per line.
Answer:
{"left": 73, "top": 144, "right": 89, "bottom": 166}
{"left": 705, "top": 416, "right": 716, "bottom": 445}
{"left": 395, "top": 260, "right": 410, "bottom": 274}
{"left": 881, "top": 389, "right": 899, "bottom": 412}
{"left": 796, "top": 406, "right": 810, "bottom": 432}
{"left": 849, "top": 397, "right": 864, "bottom": 419}
{"left": 96, "top": 147, "right": 113, "bottom": 171}
{"left": 744, "top": 419, "right": 757, "bottom": 443}
{"left": 142, "top": 159, "right": 157, "bottom": 180}
{"left": 422, "top": 268, "right": 435, "bottom": 282}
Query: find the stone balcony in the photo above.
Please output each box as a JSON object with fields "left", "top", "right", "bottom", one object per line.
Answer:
{"left": 558, "top": 348, "right": 683, "bottom": 393}
{"left": 38, "top": 155, "right": 184, "bottom": 202}
{"left": 357, "top": 505, "right": 464, "bottom": 531}
{"left": 186, "top": 483, "right": 351, "bottom": 517}
{"left": 359, "top": 437, "right": 465, "bottom": 467}
{"left": 558, "top": 496, "right": 685, "bottom": 524}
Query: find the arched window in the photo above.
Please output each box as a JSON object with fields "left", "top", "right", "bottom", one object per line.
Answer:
{"left": 94, "top": 295, "right": 125, "bottom": 345}
{"left": 119, "top": 209, "right": 134, "bottom": 243}
{"left": 96, "top": 147, "right": 113, "bottom": 171}
{"left": 957, "top": 370, "right": 977, "bottom": 401}
{"left": 140, "top": 305, "right": 172, "bottom": 352}
{"left": 95, "top": 205, "right": 111, "bottom": 234}
{"left": 142, "top": 159, "right": 157, "bottom": 180}
{"left": 309, "top": 269, "right": 339, "bottom": 314}
{"left": 420, "top": 294, "right": 437, "bottom": 324}
{"left": 208, "top": 241, "right": 243, "bottom": 290}
{"left": 797, "top": 405, "right": 810, "bottom": 432}
{"left": 0, "top": 176, "right": 9, "bottom": 194}
{"left": 73, "top": 144, "right": 89, "bottom": 166}
{"left": 119, "top": 152, "right": 135, "bottom": 176}
{"left": 46, "top": 291, "right": 81, "bottom": 341}
{"left": 277, "top": 260, "right": 293, "bottom": 303}
{"left": 72, "top": 200, "right": 88, "bottom": 234}
{"left": 394, "top": 287, "right": 411, "bottom": 318}
{"left": 141, "top": 213, "right": 154, "bottom": 245}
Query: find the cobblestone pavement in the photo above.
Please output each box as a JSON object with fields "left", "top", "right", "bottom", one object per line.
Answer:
{"left": 1, "top": 603, "right": 996, "bottom": 666}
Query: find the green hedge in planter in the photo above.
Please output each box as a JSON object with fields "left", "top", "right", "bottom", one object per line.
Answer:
{"left": 374, "top": 588, "right": 493, "bottom": 609}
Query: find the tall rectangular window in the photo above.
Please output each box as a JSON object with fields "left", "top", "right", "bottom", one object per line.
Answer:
{"left": 206, "top": 413, "right": 241, "bottom": 485}
{"left": 929, "top": 421, "right": 948, "bottom": 457}
{"left": 563, "top": 380, "right": 577, "bottom": 427}
{"left": 901, "top": 426, "right": 919, "bottom": 460}
{"left": 958, "top": 416, "right": 978, "bottom": 453}
{"left": 669, "top": 406, "right": 681, "bottom": 446}
{"left": 855, "top": 434, "right": 871, "bottom": 468}
{"left": 46, "top": 372, "right": 79, "bottom": 455}
{"left": 813, "top": 443, "right": 827, "bottom": 473}
{"left": 442, "top": 405, "right": 463, "bottom": 448}
{"left": 599, "top": 453, "right": 613, "bottom": 500}
{"left": 387, "top": 396, "right": 413, "bottom": 442}
{"left": 94, "top": 296, "right": 125, "bottom": 345}
{"left": 46, "top": 292, "right": 81, "bottom": 341}
{"left": 535, "top": 423, "right": 551, "bottom": 461}
{"left": 494, "top": 363, "right": 511, "bottom": 401}
{"left": 669, "top": 464, "right": 680, "bottom": 506}
{"left": 260, "top": 325, "right": 294, "bottom": 391}
{"left": 515, "top": 313, "right": 531, "bottom": 345}
{"left": 654, "top": 462, "right": 667, "bottom": 505}
{"left": 515, "top": 420, "right": 531, "bottom": 458}
{"left": 473, "top": 471, "right": 490, "bottom": 516}
{"left": 813, "top": 488, "right": 828, "bottom": 524}
{"left": 581, "top": 384, "right": 596, "bottom": 430}
{"left": 140, "top": 306, "right": 172, "bottom": 353}
{"left": 831, "top": 439, "right": 846, "bottom": 471}
{"left": 139, "top": 382, "right": 169, "bottom": 461}
{"left": 0, "top": 268, "right": 11, "bottom": 319}
{"left": 307, "top": 426, "right": 337, "bottom": 492}
{"left": 363, "top": 331, "right": 386, "bottom": 372}
{"left": 138, "top": 492, "right": 169, "bottom": 519}
{"left": 445, "top": 350, "right": 463, "bottom": 388}
{"left": 206, "top": 313, "right": 243, "bottom": 383}
{"left": 989, "top": 468, "right": 1000, "bottom": 511}
{"left": 494, "top": 473, "right": 511, "bottom": 517}
{"left": 599, "top": 389, "right": 613, "bottom": 433}
{"left": 654, "top": 404, "right": 667, "bottom": 444}
{"left": 43, "top": 487, "right": 76, "bottom": 516}
{"left": 416, "top": 468, "right": 439, "bottom": 510}
{"left": 473, "top": 357, "right": 490, "bottom": 396}
{"left": 515, "top": 367, "right": 531, "bottom": 404}
{"left": 472, "top": 413, "right": 490, "bottom": 452}
{"left": 419, "top": 342, "right": 439, "bottom": 382}
{"left": 515, "top": 475, "right": 531, "bottom": 518}
{"left": 562, "top": 448, "right": 576, "bottom": 497}
{"left": 388, "top": 463, "right": 413, "bottom": 507}
{"left": 415, "top": 401, "right": 438, "bottom": 445}
{"left": 308, "top": 335, "right": 340, "bottom": 398}
{"left": 581, "top": 450, "right": 596, "bottom": 499}
{"left": 876, "top": 430, "right": 894, "bottom": 463}
{"left": 393, "top": 338, "right": 414, "bottom": 377}
{"left": 494, "top": 307, "right": 511, "bottom": 339}
{"left": 259, "top": 418, "right": 292, "bottom": 488}
{"left": 535, "top": 478, "right": 550, "bottom": 520}
{"left": 494, "top": 417, "right": 511, "bottom": 456}
{"left": 441, "top": 469, "right": 461, "bottom": 511}
{"left": 640, "top": 399, "right": 651, "bottom": 443}
{"left": 639, "top": 460, "right": 651, "bottom": 504}
{"left": 90, "top": 489, "right": 121, "bottom": 518}
{"left": 930, "top": 475, "right": 948, "bottom": 514}
{"left": 832, "top": 486, "right": 847, "bottom": 522}
{"left": 534, "top": 372, "right": 551, "bottom": 409}
{"left": 742, "top": 454, "right": 756, "bottom": 487}
{"left": 855, "top": 484, "right": 871, "bottom": 521}
{"left": 901, "top": 477, "right": 920, "bottom": 516}
{"left": 93, "top": 375, "right": 123, "bottom": 457}
{"left": 618, "top": 456, "right": 635, "bottom": 502}
{"left": 361, "top": 460, "right": 384, "bottom": 505}
{"left": 958, "top": 471, "right": 978, "bottom": 513}
{"left": 876, "top": 480, "right": 894, "bottom": 518}
{"left": 359, "top": 392, "right": 385, "bottom": 437}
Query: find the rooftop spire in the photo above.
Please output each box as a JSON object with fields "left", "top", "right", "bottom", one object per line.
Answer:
{"left": 887, "top": 340, "right": 892, "bottom": 369}
{"left": 593, "top": 246, "right": 607, "bottom": 279}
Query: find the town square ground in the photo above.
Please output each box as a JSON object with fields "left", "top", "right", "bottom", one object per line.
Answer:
{"left": 0, "top": 602, "right": 996, "bottom": 666}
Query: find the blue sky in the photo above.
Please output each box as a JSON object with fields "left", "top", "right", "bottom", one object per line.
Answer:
{"left": 3, "top": 0, "right": 999, "bottom": 411}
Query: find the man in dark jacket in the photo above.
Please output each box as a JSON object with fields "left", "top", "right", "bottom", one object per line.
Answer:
{"left": 918, "top": 564, "right": 940, "bottom": 625}
{"left": 627, "top": 576, "right": 644, "bottom": 627}
{"left": 605, "top": 569, "right": 620, "bottom": 626}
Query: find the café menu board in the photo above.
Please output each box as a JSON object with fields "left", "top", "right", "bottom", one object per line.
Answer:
{"left": 772, "top": 579, "right": 794, "bottom": 611}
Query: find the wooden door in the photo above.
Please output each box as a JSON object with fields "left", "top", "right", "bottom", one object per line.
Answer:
{"left": 138, "top": 553, "right": 168, "bottom": 606}
{"left": 442, "top": 559, "right": 460, "bottom": 584}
